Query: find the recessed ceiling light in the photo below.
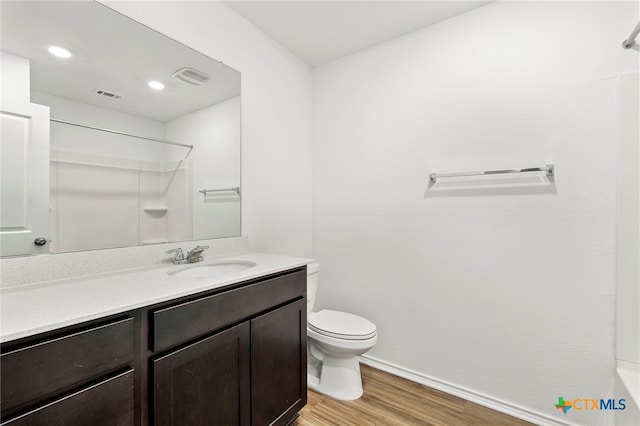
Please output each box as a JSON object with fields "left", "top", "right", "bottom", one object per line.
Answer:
{"left": 47, "top": 45, "right": 72, "bottom": 59}
{"left": 148, "top": 80, "right": 165, "bottom": 90}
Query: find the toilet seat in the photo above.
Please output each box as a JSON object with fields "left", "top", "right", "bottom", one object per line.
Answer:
{"left": 308, "top": 310, "right": 376, "bottom": 340}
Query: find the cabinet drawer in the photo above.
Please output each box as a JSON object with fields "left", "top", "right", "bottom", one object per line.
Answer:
{"left": 1, "top": 317, "right": 134, "bottom": 416}
{"left": 151, "top": 268, "right": 305, "bottom": 352}
{"left": 1, "top": 369, "right": 135, "bottom": 426}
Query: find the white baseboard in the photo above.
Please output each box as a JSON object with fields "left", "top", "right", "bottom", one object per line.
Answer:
{"left": 359, "top": 354, "right": 569, "bottom": 426}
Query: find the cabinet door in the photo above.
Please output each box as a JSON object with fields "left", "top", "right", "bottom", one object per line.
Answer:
{"left": 0, "top": 101, "right": 50, "bottom": 256}
{"left": 251, "top": 299, "right": 307, "bottom": 426}
{"left": 153, "top": 322, "right": 250, "bottom": 426}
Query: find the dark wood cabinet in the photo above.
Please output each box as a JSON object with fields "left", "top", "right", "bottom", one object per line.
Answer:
{"left": 251, "top": 299, "right": 307, "bottom": 426}
{"left": 1, "top": 266, "right": 307, "bottom": 426}
{"left": 151, "top": 269, "right": 307, "bottom": 426}
{"left": 153, "top": 322, "right": 250, "bottom": 426}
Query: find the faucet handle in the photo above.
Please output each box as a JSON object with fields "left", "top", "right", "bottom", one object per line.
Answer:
{"left": 186, "top": 246, "right": 209, "bottom": 263}
{"left": 166, "top": 248, "right": 184, "bottom": 264}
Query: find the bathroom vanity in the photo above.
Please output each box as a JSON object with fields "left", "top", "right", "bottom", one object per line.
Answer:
{"left": 0, "top": 253, "right": 308, "bottom": 425}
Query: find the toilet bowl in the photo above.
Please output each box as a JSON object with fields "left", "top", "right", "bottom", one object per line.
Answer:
{"left": 306, "top": 263, "right": 377, "bottom": 400}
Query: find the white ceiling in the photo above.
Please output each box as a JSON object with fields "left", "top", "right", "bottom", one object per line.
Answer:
{"left": 225, "top": 1, "right": 492, "bottom": 67}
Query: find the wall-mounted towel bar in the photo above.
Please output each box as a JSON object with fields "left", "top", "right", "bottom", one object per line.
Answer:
{"left": 429, "top": 164, "right": 554, "bottom": 183}
{"left": 199, "top": 187, "right": 241, "bottom": 198}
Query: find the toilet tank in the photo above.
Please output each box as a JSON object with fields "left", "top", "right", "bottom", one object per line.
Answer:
{"left": 306, "top": 262, "right": 320, "bottom": 313}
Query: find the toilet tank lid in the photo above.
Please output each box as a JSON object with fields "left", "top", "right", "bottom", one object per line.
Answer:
{"left": 307, "top": 262, "right": 320, "bottom": 274}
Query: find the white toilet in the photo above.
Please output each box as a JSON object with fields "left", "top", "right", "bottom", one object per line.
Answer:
{"left": 306, "top": 262, "right": 378, "bottom": 401}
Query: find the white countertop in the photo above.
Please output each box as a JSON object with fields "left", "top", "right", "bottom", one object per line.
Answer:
{"left": 1, "top": 252, "right": 311, "bottom": 343}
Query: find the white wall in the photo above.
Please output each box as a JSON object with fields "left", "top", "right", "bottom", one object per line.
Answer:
{"left": 103, "top": 0, "right": 314, "bottom": 258}
{"left": 0, "top": 52, "right": 30, "bottom": 102}
{"left": 165, "top": 97, "right": 241, "bottom": 240}
{"left": 313, "top": 2, "right": 638, "bottom": 425}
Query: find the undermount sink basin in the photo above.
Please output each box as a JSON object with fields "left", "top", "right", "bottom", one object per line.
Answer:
{"left": 168, "top": 260, "right": 257, "bottom": 279}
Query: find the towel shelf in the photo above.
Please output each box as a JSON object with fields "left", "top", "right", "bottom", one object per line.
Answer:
{"left": 429, "top": 164, "right": 554, "bottom": 183}
{"left": 198, "top": 187, "right": 240, "bottom": 198}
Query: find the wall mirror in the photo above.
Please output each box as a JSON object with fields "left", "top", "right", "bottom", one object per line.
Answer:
{"left": 1, "top": 1, "right": 241, "bottom": 256}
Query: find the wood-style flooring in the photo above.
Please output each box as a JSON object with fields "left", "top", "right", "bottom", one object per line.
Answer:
{"left": 294, "top": 364, "right": 534, "bottom": 426}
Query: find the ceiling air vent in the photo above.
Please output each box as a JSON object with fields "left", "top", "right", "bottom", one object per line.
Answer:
{"left": 95, "top": 89, "right": 122, "bottom": 99}
{"left": 172, "top": 67, "right": 210, "bottom": 85}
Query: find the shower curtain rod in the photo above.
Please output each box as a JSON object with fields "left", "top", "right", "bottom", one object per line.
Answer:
{"left": 622, "top": 21, "right": 640, "bottom": 49}
{"left": 50, "top": 118, "right": 194, "bottom": 150}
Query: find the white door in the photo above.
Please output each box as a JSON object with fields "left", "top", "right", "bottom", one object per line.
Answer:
{"left": 0, "top": 101, "right": 50, "bottom": 256}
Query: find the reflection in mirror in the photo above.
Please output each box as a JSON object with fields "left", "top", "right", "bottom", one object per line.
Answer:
{"left": 0, "top": 1, "right": 241, "bottom": 255}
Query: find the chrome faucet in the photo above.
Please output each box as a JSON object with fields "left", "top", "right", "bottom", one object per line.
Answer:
{"left": 186, "top": 245, "right": 209, "bottom": 263}
{"left": 166, "top": 246, "right": 209, "bottom": 264}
